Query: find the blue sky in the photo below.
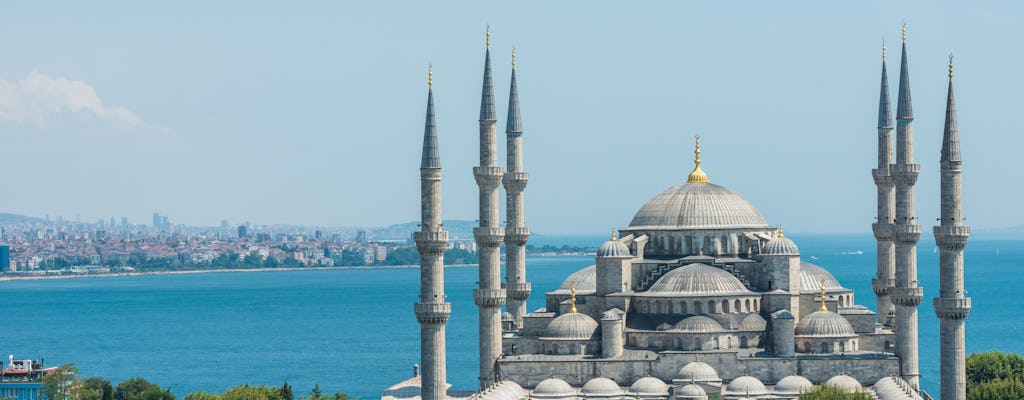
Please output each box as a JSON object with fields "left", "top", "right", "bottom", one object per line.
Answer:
{"left": 0, "top": 1, "right": 1020, "bottom": 234}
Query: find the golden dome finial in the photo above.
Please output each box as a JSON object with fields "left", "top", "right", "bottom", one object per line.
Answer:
{"left": 948, "top": 53, "right": 954, "bottom": 80}
{"left": 882, "top": 38, "right": 886, "bottom": 61}
{"left": 511, "top": 46, "right": 516, "bottom": 68}
{"left": 687, "top": 135, "right": 709, "bottom": 183}
{"left": 901, "top": 21, "right": 907, "bottom": 43}
{"left": 569, "top": 282, "right": 578, "bottom": 313}
{"left": 777, "top": 226, "right": 784, "bottom": 238}
{"left": 428, "top": 63, "right": 433, "bottom": 89}
{"left": 610, "top": 228, "right": 617, "bottom": 241}
{"left": 486, "top": 25, "right": 491, "bottom": 49}
{"left": 819, "top": 279, "right": 828, "bottom": 312}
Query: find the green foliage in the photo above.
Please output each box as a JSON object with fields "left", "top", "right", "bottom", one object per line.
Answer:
{"left": 138, "top": 387, "right": 174, "bottom": 400}
{"left": 114, "top": 378, "right": 164, "bottom": 400}
{"left": 219, "top": 385, "right": 283, "bottom": 400}
{"left": 967, "top": 379, "right": 1024, "bottom": 400}
{"left": 42, "top": 364, "right": 78, "bottom": 400}
{"left": 81, "top": 377, "right": 114, "bottom": 400}
{"left": 279, "top": 382, "right": 293, "bottom": 400}
{"left": 798, "top": 385, "right": 872, "bottom": 400}
{"left": 182, "top": 392, "right": 219, "bottom": 400}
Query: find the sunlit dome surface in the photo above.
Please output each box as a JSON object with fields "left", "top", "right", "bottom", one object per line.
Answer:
{"left": 629, "top": 182, "right": 769, "bottom": 230}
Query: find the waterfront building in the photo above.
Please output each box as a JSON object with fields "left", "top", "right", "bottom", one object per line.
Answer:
{"left": 385, "top": 25, "right": 968, "bottom": 400}
{"left": 0, "top": 356, "right": 54, "bottom": 400}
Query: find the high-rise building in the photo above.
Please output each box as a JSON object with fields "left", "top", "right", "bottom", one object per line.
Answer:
{"left": 0, "top": 245, "right": 10, "bottom": 272}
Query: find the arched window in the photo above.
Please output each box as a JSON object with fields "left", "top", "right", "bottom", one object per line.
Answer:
{"left": 680, "top": 301, "right": 688, "bottom": 314}
{"left": 745, "top": 299, "right": 751, "bottom": 312}
{"left": 740, "top": 336, "right": 748, "bottom": 348}
{"left": 821, "top": 342, "right": 830, "bottom": 353}
{"left": 734, "top": 299, "right": 742, "bottom": 313}
{"left": 722, "top": 300, "right": 730, "bottom": 313}
{"left": 713, "top": 337, "right": 720, "bottom": 349}
{"left": 708, "top": 300, "right": 716, "bottom": 313}
{"left": 695, "top": 302, "right": 703, "bottom": 314}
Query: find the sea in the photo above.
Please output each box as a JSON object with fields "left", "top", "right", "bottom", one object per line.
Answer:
{"left": 0, "top": 233, "right": 1020, "bottom": 399}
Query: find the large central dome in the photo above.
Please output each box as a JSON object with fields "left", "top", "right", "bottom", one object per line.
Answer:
{"left": 628, "top": 182, "right": 769, "bottom": 230}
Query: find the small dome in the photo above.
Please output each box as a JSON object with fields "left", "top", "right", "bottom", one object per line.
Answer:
{"left": 800, "top": 262, "right": 846, "bottom": 293}
{"left": 502, "top": 312, "right": 514, "bottom": 322}
{"left": 646, "top": 263, "right": 752, "bottom": 296}
{"left": 796, "top": 311, "right": 856, "bottom": 337}
{"left": 678, "top": 362, "right": 720, "bottom": 382}
{"left": 543, "top": 312, "right": 599, "bottom": 340}
{"left": 771, "top": 310, "right": 795, "bottom": 320}
{"left": 676, "top": 384, "right": 706, "bottom": 398}
{"left": 601, "top": 310, "right": 622, "bottom": 321}
{"left": 762, "top": 236, "right": 799, "bottom": 256}
{"left": 629, "top": 182, "right": 769, "bottom": 230}
{"left": 597, "top": 239, "right": 632, "bottom": 258}
{"left": 580, "top": 377, "right": 623, "bottom": 397}
{"left": 533, "top": 378, "right": 575, "bottom": 398}
{"left": 739, "top": 314, "right": 767, "bottom": 331}
{"left": 674, "top": 316, "right": 724, "bottom": 332}
{"left": 825, "top": 375, "right": 863, "bottom": 393}
{"left": 656, "top": 323, "right": 673, "bottom": 331}
{"left": 556, "top": 266, "right": 596, "bottom": 293}
{"left": 629, "top": 377, "right": 668, "bottom": 397}
{"left": 772, "top": 376, "right": 813, "bottom": 395}
{"left": 724, "top": 376, "right": 768, "bottom": 396}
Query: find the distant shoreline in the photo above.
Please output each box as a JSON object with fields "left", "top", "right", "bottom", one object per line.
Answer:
{"left": 0, "top": 263, "right": 486, "bottom": 282}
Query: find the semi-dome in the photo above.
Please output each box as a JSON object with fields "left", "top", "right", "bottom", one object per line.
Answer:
{"left": 628, "top": 377, "right": 668, "bottom": 397}
{"left": 800, "top": 262, "right": 846, "bottom": 293}
{"left": 645, "top": 263, "right": 751, "bottom": 296}
{"left": 724, "top": 376, "right": 768, "bottom": 396}
{"left": 678, "top": 362, "right": 720, "bottom": 382}
{"left": 796, "top": 311, "right": 856, "bottom": 337}
{"left": 825, "top": 375, "right": 863, "bottom": 393}
{"left": 762, "top": 236, "right": 799, "bottom": 256}
{"left": 772, "top": 376, "right": 813, "bottom": 396}
{"left": 673, "top": 316, "right": 724, "bottom": 332}
{"left": 533, "top": 378, "right": 575, "bottom": 399}
{"left": 628, "top": 182, "right": 769, "bottom": 230}
{"left": 676, "top": 384, "right": 706, "bottom": 399}
{"left": 739, "top": 313, "right": 768, "bottom": 331}
{"left": 555, "top": 265, "right": 596, "bottom": 294}
{"left": 580, "top": 378, "right": 623, "bottom": 397}
{"left": 597, "top": 238, "right": 632, "bottom": 258}
{"left": 543, "top": 312, "right": 599, "bottom": 340}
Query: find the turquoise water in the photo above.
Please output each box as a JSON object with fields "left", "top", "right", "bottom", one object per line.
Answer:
{"left": 0, "top": 234, "right": 1019, "bottom": 398}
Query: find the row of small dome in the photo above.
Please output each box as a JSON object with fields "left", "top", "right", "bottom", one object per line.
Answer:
{"left": 530, "top": 372, "right": 864, "bottom": 399}
{"left": 555, "top": 261, "right": 845, "bottom": 297}
{"left": 595, "top": 230, "right": 799, "bottom": 259}
{"left": 654, "top": 314, "right": 766, "bottom": 333}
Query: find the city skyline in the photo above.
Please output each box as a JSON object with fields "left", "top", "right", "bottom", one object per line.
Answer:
{"left": 0, "top": 2, "right": 1022, "bottom": 234}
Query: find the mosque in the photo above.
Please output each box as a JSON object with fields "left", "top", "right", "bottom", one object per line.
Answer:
{"left": 384, "top": 24, "right": 971, "bottom": 400}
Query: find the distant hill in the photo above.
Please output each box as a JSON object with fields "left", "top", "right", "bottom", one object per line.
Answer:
{"left": 0, "top": 213, "right": 48, "bottom": 225}
{"left": 370, "top": 220, "right": 477, "bottom": 241}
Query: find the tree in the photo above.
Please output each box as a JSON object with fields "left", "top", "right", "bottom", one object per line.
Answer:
{"left": 966, "top": 351, "right": 1024, "bottom": 400}
{"left": 114, "top": 378, "right": 161, "bottom": 400}
{"left": 42, "top": 364, "right": 79, "bottom": 400}
{"left": 80, "top": 378, "right": 114, "bottom": 400}
{"left": 279, "top": 382, "right": 293, "bottom": 400}
{"left": 219, "top": 385, "right": 283, "bottom": 400}
{"left": 138, "top": 387, "right": 174, "bottom": 400}
{"left": 799, "top": 385, "right": 873, "bottom": 400}
{"left": 182, "top": 392, "right": 219, "bottom": 400}
{"left": 968, "top": 380, "right": 1024, "bottom": 400}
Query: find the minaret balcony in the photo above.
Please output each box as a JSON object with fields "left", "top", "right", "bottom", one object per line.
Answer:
{"left": 414, "top": 231, "right": 450, "bottom": 255}
{"left": 504, "top": 282, "right": 532, "bottom": 301}
{"left": 872, "top": 277, "right": 894, "bottom": 296}
{"left": 474, "top": 166, "right": 505, "bottom": 188}
{"left": 414, "top": 302, "right": 452, "bottom": 324}
{"left": 933, "top": 225, "right": 970, "bottom": 250}
{"left": 892, "top": 224, "right": 921, "bottom": 244}
{"left": 872, "top": 223, "right": 894, "bottom": 240}
{"left": 502, "top": 172, "right": 529, "bottom": 192}
{"left": 872, "top": 169, "right": 894, "bottom": 186}
{"left": 933, "top": 297, "right": 971, "bottom": 320}
{"left": 473, "top": 288, "right": 507, "bottom": 308}
{"left": 890, "top": 164, "right": 920, "bottom": 185}
{"left": 890, "top": 287, "right": 924, "bottom": 307}
{"left": 474, "top": 227, "right": 505, "bottom": 247}
{"left": 504, "top": 227, "right": 530, "bottom": 246}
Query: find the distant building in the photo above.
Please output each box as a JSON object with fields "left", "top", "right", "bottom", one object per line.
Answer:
{"left": 0, "top": 355, "right": 51, "bottom": 400}
{"left": 0, "top": 245, "right": 9, "bottom": 272}
{"left": 355, "top": 230, "right": 368, "bottom": 243}
{"left": 237, "top": 225, "right": 248, "bottom": 239}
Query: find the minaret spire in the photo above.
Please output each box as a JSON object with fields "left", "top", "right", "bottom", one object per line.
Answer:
{"left": 687, "top": 135, "right": 709, "bottom": 183}
{"left": 503, "top": 46, "right": 531, "bottom": 329}
{"left": 871, "top": 38, "right": 897, "bottom": 328}
{"left": 414, "top": 67, "right": 450, "bottom": 400}
{"left": 934, "top": 54, "right": 971, "bottom": 400}
{"left": 472, "top": 26, "right": 506, "bottom": 390}
{"left": 888, "top": 22, "right": 924, "bottom": 390}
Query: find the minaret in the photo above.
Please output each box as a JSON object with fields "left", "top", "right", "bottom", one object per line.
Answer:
{"left": 414, "top": 67, "right": 451, "bottom": 400}
{"left": 871, "top": 39, "right": 897, "bottom": 327}
{"left": 472, "top": 27, "right": 506, "bottom": 389}
{"left": 503, "top": 47, "right": 531, "bottom": 328}
{"left": 933, "top": 56, "right": 971, "bottom": 400}
{"left": 887, "top": 23, "right": 924, "bottom": 389}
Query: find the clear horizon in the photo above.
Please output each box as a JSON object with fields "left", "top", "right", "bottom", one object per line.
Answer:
{"left": 1, "top": 2, "right": 1021, "bottom": 235}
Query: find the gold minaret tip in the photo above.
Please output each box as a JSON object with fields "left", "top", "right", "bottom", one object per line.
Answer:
{"left": 819, "top": 279, "right": 828, "bottom": 312}
{"left": 428, "top": 64, "right": 433, "bottom": 89}
{"left": 882, "top": 38, "right": 887, "bottom": 61}
{"left": 687, "top": 135, "right": 709, "bottom": 183}
{"left": 777, "top": 226, "right": 785, "bottom": 239}
{"left": 948, "top": 54, "right": 954, "bottom": 80}
{"left": 511, "top": 46, "right": 516, "bottom": 68}
{"left": 901, "top": 21, "right": 907, "bottom": 43}
{"left": 486, "top": 26, "right": 491, "bottom": 49}
{"left": 569, "top": 282, "right": 578, "bottom": 313}
{"left": 610, "top": 228, "right": 617, "bottom": 241}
